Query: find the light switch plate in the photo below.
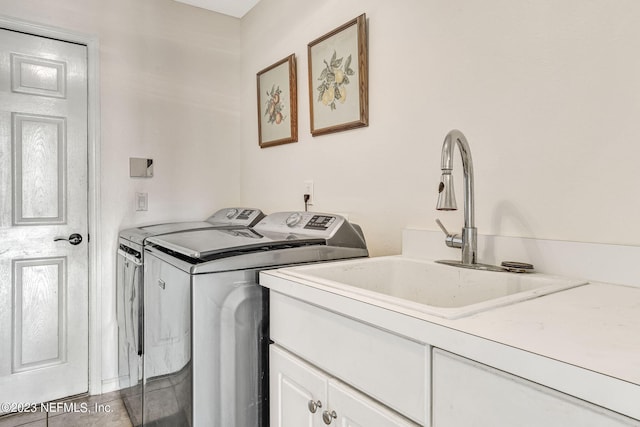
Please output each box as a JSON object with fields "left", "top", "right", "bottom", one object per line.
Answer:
{"left": 303, "top": 180, "right": 314, "bottom": 206}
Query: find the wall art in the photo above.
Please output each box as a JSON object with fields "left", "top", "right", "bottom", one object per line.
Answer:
{"left": 308, "top": 14, "right": 368, "bottom": 136}
{"left": 257, "top": 54, "right": 298, "bottom": 147}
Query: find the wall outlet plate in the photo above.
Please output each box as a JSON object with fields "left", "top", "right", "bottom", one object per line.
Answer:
{"left": 304, "top": 180, "right": 314, "bottom": 205}
{"left": 135, "top": 192, "right": 148, "bottom": 211}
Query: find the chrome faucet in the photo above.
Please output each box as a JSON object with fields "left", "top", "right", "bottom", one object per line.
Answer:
{"left": 435, "top": 129, "right": 478, "bottom": 266}
{"left": 434, "top": 130, "right": 528, "bottom": 273}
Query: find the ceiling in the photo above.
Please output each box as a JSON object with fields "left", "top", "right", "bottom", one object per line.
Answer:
{"left": 173, "top": 0, "right": 261, "bottom": 18}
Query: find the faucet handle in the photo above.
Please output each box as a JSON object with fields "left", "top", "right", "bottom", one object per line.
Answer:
{"left": 435, "top": 219, "right": 463, "bottom": 249}
{"left": 435, "top": 218, "right": 450, "bottom": 235}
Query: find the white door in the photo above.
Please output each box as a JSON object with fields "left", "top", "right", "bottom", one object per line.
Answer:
{"left": 0, "top": 28, "right": 88, "bottom": 407}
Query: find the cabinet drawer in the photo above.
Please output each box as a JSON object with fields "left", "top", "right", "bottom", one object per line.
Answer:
{"left": 432, "top": 349, "right": 640, "bottom": 427}
{"left": 270, "top": 292, "right": 428, "bottom": 424}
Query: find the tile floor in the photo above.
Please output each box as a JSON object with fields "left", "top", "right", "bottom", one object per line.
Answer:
{"left": 0, "top": 391, "right": 133, "bottom": 427}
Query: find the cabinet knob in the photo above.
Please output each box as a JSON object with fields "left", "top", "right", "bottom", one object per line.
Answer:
{"left": 322, "top": 410, "right": 337, "bottom": 424}
{"left": 307, "top": 399, "right": 322, "bottom": 414}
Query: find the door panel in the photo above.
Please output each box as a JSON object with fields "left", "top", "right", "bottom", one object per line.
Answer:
{"left": 11, "top": 53, "right": 67, "bottom": 98}
{"left": 13, "top": 113, "right": 66, "bottom": 224}
{"left": 13, "top": 257, "right": 66, "bottom": 371}
{"left": 0, "top": 28, "right": 88, "bottom": 408}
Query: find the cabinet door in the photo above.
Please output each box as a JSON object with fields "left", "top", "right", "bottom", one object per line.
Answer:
{"left": 432, "top": 349, "right": 640, "bottom": 427}
{"left": 327, "top": 380, "right": 421, "bottom": 427}
{"left": 270, "top": 345, "right": 327, "bottom": 427}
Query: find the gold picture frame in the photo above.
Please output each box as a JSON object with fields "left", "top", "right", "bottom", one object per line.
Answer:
{"left": 308, "top": 14, "right": 368, "bottom": 136}
{"left": 257, "top": 54, "right": 298, "bottom": 148}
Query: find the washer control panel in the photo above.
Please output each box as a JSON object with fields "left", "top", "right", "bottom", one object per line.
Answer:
{"left": 256, "top": 211, "right": 346, "bottom": 237}
{"left": 285, "top": 212, "right": 303, "bottom": 227}
{"left": 303, "top": 214, "right": 336, "bottom": 230}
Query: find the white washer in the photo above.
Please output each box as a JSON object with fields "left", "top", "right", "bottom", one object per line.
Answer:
{"left": 142, "top": 212, "right": 368, "bottom": 426}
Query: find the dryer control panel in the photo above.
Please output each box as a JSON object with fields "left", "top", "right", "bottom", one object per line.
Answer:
{"left": 205, "top": 208, "right": 264, "bottom": 227}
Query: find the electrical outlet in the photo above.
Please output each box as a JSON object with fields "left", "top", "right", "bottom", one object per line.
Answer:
{"left": 303, "top": 180, "right": 314, "bottom": 206}
{"left": 135, "top": 192, "right": 148, "bottom": 211}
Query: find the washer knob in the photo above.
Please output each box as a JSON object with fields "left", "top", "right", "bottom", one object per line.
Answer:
{"left": 226, "top": 208, "right": 239, "bottom": 219}
{"left": 286, "top": 212, "right": 303, "bottom": 227}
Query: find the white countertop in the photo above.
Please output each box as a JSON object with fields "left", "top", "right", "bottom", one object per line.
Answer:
{"left": 261, "top": 264, "right": 640, "bottom": 420}
{"left": 449, "top": 281, "right": 640, "bottom": 385}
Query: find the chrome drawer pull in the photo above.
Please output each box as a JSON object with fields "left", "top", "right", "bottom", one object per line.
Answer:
{"left": 322, "top": 410, "right": 337, "bottom": 424}
{"left": 308, "top": 399, "right": 322, "bottom": 413}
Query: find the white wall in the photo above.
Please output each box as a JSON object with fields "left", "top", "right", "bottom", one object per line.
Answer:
{"left": 240, "top": 0, "right": 640, "bottom": 256}
{"left": 3, "top": 0, "right": 640, "bottom": 394}
{"left": 0, "top": 0, "right": 242, "bottom": 388}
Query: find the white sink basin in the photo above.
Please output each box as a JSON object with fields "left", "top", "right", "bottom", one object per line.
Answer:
{"left": 280, "top": 256, "right": 587, "bottom": 319}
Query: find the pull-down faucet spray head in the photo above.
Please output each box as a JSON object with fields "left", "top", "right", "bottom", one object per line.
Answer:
{"left": 437, "top": 171, "right": 457, "bottom": 211}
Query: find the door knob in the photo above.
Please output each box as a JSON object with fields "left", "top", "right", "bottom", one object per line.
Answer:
{"left": 54, "top": 233, "right": 83, "bottom": 245}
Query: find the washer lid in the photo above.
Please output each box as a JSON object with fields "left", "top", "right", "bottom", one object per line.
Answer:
{"left": 141, "top": 208, "right": 264, "bottom": 234}
{"left": 119, "top": 207, "right": 264, "bottom": 245}
{"left": 146, "top": 228, "right": 325, "bottom": 260}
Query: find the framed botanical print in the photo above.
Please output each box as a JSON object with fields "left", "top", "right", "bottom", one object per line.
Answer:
{"left": 308, "top": 14, "right": 368, "bottom": 136}
{"left": 257, "top": 54, "right": 298, "bottom": 147}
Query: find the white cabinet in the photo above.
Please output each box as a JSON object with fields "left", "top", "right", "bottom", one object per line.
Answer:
{"left": 432, "top": 349, "right": 640, "bottom": 427}
{"left": 269, "top": 291, "right": 429, "bottom": 424}
{"left": 262, "top": 270, "right": 640, "bottom": 426}
{"left": 270, "top": 345, "right": 419, "bottom": 427}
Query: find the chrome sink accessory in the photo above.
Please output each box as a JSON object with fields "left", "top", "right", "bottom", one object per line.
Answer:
{"left": 435, "top": 129, "right": 479, "bottom": 267}
{"left": 501, "top": 261, "right": 534, "bottom": 273}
